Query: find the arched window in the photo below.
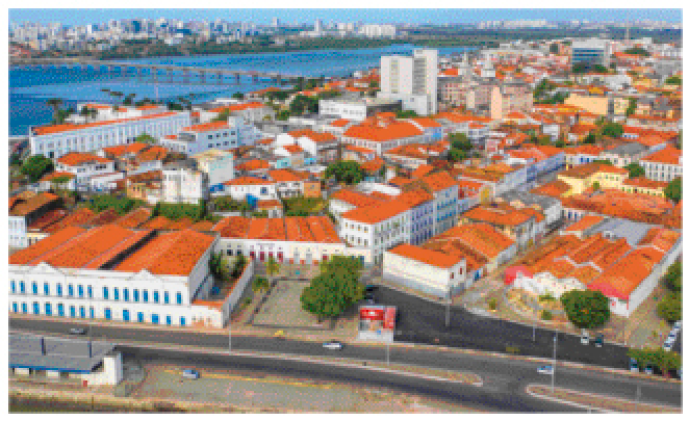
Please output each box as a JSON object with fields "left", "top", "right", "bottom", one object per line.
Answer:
{"left": 113, "top": 288, "right": 119, "bottom": 301}
{"left": 20, "top": 281, "right": 26, "bottom": 293}
{"left": 133, "top": 289, "right": 140, "bottom": 302}
{"left": 153, "top": 291, "right": 160, "bottom": 303}
{"left": 103, "top": 287, "right": 109, "bottom": 300}
{"left": 68, "top": 284, "right": 74, "bottom": 296}
{"left": 164, "top": 292, "right": 170, "bottom": 304}
{"left": 88, "top": 285, "right": 93, "bottom": 298}
{"left": 11, "top": 281, "right": 16, "bottom": 293}
{"left": 123, "top": 288, "right": 129, "bottom": 302}
{"left": 143, "top": 290, "right": 149, "bottom": 303}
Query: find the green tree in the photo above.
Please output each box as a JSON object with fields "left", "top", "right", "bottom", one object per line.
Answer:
{"left": 592, "top": 159, "right": 614, "bottom": 166}
{"left": 232, "top": 92, "right": 245, "bottom": 100}
{"left": 624, "top": 162, "right": 646, "bottom": 178}
{"left": 136, "top": 133, "right": 156, "bottom": 144}
{"left": 555, "top": 139, "right": 566, "bottom": 148}
{"left": 449, "top": 133, "right": 473, "bottom": 151}
{"left": 601, "top": 122, "right": 624, "bottom": 138}
{"left": 624, "top": 47, "right": 651, "bottom": 57}
{"left": 583, "top": 132, "right": 597, "bottom": 144}
{"left": 209, "top": 252, "right": 231, "bottom": 280}
{"left": 122, "top": 93, "right": 136, "bottom": 106}
{"left": 369, "top": 80, "right": 379, "bottom": 89}
{"left": 664, "top": 75, "right": 682, "bottom": 86}
{"left": 657, "top": 292, "right": 681, "bottom": 323}
{"left": 625, "top": 98, "right": 638, "bottom": 117}
{"left": 448, "top": 148, "right": 467, "bottom": 163}
{"left": 21, "top": 155, "right": 54, "bottom": 183}
{"left": 276, "top": 109, "right": 290, "bottom": 121}
{"left": 46, "top": 98, "right": 63, "bottom": 123}
{"left": 289, "top": 94, "right": 311, "bottom": 115}
{"left": 592, "top": 181, "right": 601, "bottom": 191}
{"left": 651, "top": 347, "right": 682, "bottom": 378}
{"left": 300, "top": 256, "right": 364, "bottom": 320}
{"left": 665, "top": 177, "right": 682, "bottom": 203}
{"left": 396, "top": 110, "right": 418, "bottom": 118}
{"left": 232, "top": 254, "right": 248, "bottom": 278}
{"left": 663, "top": 262, "right": 682, "bottom": 293}
{"left": 252, "top": 276, "right": 270, "bottom": 293}
{"left": 560, "top": 290, "right": 611, "bottom": 330}
{"left": 266, "top": 255, "right": 280, "bottom": 281}
{"left": 549, "top": 43, "right": 559, "bottom": 54}
{"left": 325, "top": 161, "right": 364, "bottom": 185}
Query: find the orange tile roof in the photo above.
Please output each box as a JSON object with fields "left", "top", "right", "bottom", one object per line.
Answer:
{"left": 136, "top": 145, "right": 168, "bottom": 163}
{"left": 344, "top": 145, "right": 375, "bottom": 154}
{"left": 236, "top": 159, "right": 270, "bottom": 172}
{"left": 281, "top": 144, "right": 304, "bottom": 154}
{"left": 530, "top": 180, "right": 572, "bottom": 198}
{"left": 562, "top": 215, "right": 604, "bottom": 233}
{"left": 410, "top": 117, "right": 442, "bottom": 128}
{"left": 559, "top": 162, "right": 628, "bottom": 179}
{"left": 563, "top": 145, "right": 604, "bottom": 156}
{"left": 39, "top": 171, "right": 76, "bottom": 182}
{"left": 388, "top": 244, "right": 463, "bottom": 269}
{"left": 257, "top": 199, "right": 283, "bottom": 209}
{"left": 388, "top": 176, "right": 414, "bottom": 187}
{"left": 9, "top": 192, "right": 60, "bottom": 217}
{"left": 57, "top": 152, "right": 111, "bottom": 167}
{"left": 330, "top": 189, "right": 384, "bottom": 208}
{"left": 209, "top": 102, "right": 265, "bottom": 113}
{"left": 139, "top": 215, "right": 173, "bottom": 230}
{"left": 588, "top": 247, "right": 665, "bottom": 300}
{"left": 211, "top": 216, "right": 341, "bottom": 243}
{"left": 343, "top": 121, "right": 424, "bottom": 142}
{"left": 42, "top": 207, "right": 96, "bottom": 233}
{"left": 182, "top": 120, "right": 229, "bottom": 133}
{"left": 114, "top": 208, "right": 153, "bottom": 229}
{"left": 115, "top": 229, "right": 215, "bottom": 276}
{"left": 421, "top": 171, "right": 456, "bottom": 193}
{"left": 622, "top": 177, "right": 668, "bottom": 190}
{"left": 361, "top": 157, "right": 385, "bottom": 174}
{"left": 268, "top": 169, "right": 306, "bottom": 183}
{"left": 463, "top": 204, "right": 535, "bottom": 227}
{"left": 223, "top": 176, "right": 273, "bottom": 186}
{"left": 27, "top": 208, "right": 68, "bottom": 231}
{"left": 288, "top": 129, "right": 337, "bottom": 143}
{"left": 431, "top": 223, "right": 515, "bottom": 259}
{"left": 32, "top": 112, "right": 179, "bottom": 136}
{"left": 102, "top": 142, "right": 150, "bottom": 157}
{"left": 87, "top": 209, "right": 121, "bottom": 227}
{"left": 341, "top": 198, "right": 411, "bottom": 224}
{"left": 411, "top": 164, "right": 435, "bottom": 179}
{"left": 189, "top": 220, "right": 215, "bottom": 231}
{"left": 330, "top": 119, "right": 351, "bottom": 128}
{"left": 640, "top": 146, "right": 682, "bottom": 165}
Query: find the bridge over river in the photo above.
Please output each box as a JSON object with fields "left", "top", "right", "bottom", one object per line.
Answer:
{"left": 10, "top": 57, "right": 311, "bottom": 85}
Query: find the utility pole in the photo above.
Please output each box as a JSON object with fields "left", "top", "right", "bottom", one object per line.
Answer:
{"left": 386, "top": 342, "right": 390, "bottom": 366}
{"left": 228, "top": 315, "right": 232, "bottom": 354}
{"left": 445, "top": 291, "right": 451, "bottom": 327}
{"left": 552, "top": 334, "right": 557, "bottom": 392}
{"left": 635, "top": 385, "right": 641, "bottom": 412}
{"left": 533, "top": 322, "right": 536, "bottom": 342}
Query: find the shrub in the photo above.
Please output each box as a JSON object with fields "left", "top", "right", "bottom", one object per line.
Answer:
{"left": 541, "top": 310, "right": 553, "bottom": 320}
{"left": 506, "top": 345, "right": 520, "bottom": 354}
{"left": 487, "top": 298, "right": 498, "bottom": 311}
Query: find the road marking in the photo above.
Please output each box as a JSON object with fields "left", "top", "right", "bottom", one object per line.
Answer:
{"left": 163, "top": 369, "right": 335, "bottom": 390}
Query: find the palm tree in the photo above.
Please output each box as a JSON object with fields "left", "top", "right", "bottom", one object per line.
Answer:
{"left": 46, "top": 98, "right": 63, "bottom": 123}
{"left": 266, "top": 255, "right": 280, "bottom": 282}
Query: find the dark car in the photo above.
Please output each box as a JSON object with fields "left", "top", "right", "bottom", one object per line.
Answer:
{"left": 594, "top": 334, "right": 604, "bottom": 347}
{"left": 365, "top": 285, "right": 378, "bottom": 292}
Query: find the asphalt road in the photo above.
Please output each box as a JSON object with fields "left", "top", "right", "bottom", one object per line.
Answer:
{"left": 373, "top": 287, "right": 635, "bottom": 370}
{"left": 10, "top": 317, "right": 682, "bottom": 411}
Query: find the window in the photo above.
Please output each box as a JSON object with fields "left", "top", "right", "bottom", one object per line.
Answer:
{"left": 32, "top": 282, "right": 38, "bottom": 295}
{"left": 176, "top": 292, "right": 183, "bottom": 305}
{"left": 113, "top": 288, "right": 120, "bottom": 301}
{"left": 88, "top": 285, "right": 93, "bottom": 298}
{"left": 68, "top": 284, "right": 74, "bottom": 296}
{"left": 164, "top": 292, "right": 170, "bottom": 304}
{"left": 133, "top": 289, "right": 140, "bottom": 302}
{"left": 103, "top": 287, "right": 109, "bottom": 300}
{"left": 123, "top": 288, "right": 129, "bottom": 302}
{"left": 78, "top": 285, "right": 84, "bottom": 298}
{"left": 153, "top": 291, "right": 160, "bottom": 303}
{"left": 11, "top": 281, "right": 16, "bottom": 293}
{"left": 143, "top": 290, "right": 149, "bottom": 303}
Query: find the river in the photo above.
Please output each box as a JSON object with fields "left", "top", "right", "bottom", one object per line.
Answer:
{"left": 9, "top": 44, "right": 473, "bottom": 136}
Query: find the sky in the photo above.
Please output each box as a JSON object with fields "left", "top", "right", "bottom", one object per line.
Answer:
{"left": 9, "top": 8, "right": 682, "bottom": 26}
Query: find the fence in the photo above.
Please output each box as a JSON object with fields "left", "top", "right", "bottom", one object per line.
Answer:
{"left": 222, "top": 260, "right": 255, "bottom": 325}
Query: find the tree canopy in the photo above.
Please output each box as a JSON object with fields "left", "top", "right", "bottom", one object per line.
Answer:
{"left": 657, "top": 292, "right": 681, "bottom": 323}
{"left": 665, "top": 75, "right": 682, "bottom": 85}
{"left": 396, "top": 110, "right": 418, "bottom": 118}
{"left": 592, "top": 159, "right": 613, "bottom": 166}
{"left": 624, "top": 162, "right": 646, "bottom": 178}
{"left": 560, "top": 290, "right": 611, "bottom": 330}
{"left": 300, "top": 256, "right": 364, "bottom": 320}
{"left": 136, "top": 133, "right": 157, "bottom": 144}
{"left": 325, "top": 161, "right": 364, "bottom": 185}
{"left": 665, "top": 178, "right": 682, "bottom": 203}
{"left": 232, "top": 92, "right": 245, "bottom": 100}
{"left": 601, "top": 122, "right": 624, "bottom": 138}
{"left": 88, "top": 194, "right": 143, "bottom": 215}
{"left": 627, "top": 347, "right": 681, "bottom": 378}
{"left": 21, "top": 155, "right": 54, "bottom": 183}
{"left": 624, "top": 47, "right": 651, "bottom": 57}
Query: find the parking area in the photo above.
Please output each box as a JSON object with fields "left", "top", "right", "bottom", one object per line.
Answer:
{"left": 132, "top": 364, "right": 472, "bottom": 412}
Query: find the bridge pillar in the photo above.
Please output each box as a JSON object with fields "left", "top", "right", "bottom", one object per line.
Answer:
{"left": 274, "top": 74, "right": 282, "bottom": 84}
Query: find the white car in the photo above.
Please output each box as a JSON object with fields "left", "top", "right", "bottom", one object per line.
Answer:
{"left": 537, "top": 365, "right": 554, "bottom": 375}
{"left": 672, "top": 321, "right": 682, "bottom": 334}
{"left": 663, "top": 341, "right": 673, "bottom": 352}
{"left": 580, "top": 333, "right": 590, "bottom": 345}
{"left": 322, "top": 341, "right": 344, "bottom": 351}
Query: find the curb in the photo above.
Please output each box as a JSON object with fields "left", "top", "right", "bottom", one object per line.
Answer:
{"left": 525, "top": 383, "right": 681, "bottom": 413}
{"left": 525, "top": 384, "right": 612, "bottom": 413}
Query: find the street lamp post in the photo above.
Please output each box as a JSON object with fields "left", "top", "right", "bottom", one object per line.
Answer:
{"left": 635, "top": 385, "right": 641, "bottom": 412}
{"left": 552, "top": 334, "right": 558, "bottom": 392}
{"left": 228, "top": 314, "right": 232, "bottom": 354}
{"left": 386, "top": 342, "right": 390, "bottom": 366}
{"left": 445, "top": 290, "right": 451, "bottom": 328}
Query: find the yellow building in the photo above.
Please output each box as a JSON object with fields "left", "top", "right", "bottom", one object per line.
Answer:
{"left": 563, "top": 93, "right": 610, "bottom": 116}
{"left": 557, "top": 163, "right": 628, "bottom": 196}
{"left": 620, "top": 177, "right": 668, "bottom": 198}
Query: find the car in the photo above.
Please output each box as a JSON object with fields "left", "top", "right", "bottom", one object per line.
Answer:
{"left": 594, "top": 334, "right": 604, "bottom": 348}
{"left": 364, "top": 292, "right": 375, "bottom": 300}
{"left": 69, "top": 327, "right": 87, "bottom": 335}
{"left": 365, "top": 298, "right": 376, "bottom": 305}
{"left": 663, "top": 341, "right": 673, "bottom": 352}
{"left": 181, "top": 369, "right": 200, "bottom": 380}
{"left": 644, "top": 364, "right": 654, "bottom": 375}
{"left": 581, "top": 333, "right": 590, "bottom": 345}
{"left": 273, "top": 330, "right": 286, "bottom": 339}
{"left": 537, "top": 365, "right": 554, "bottom": 375}
{"left": 365, "top": 285, "right": 378, "bottom": 292}
{"left": 322, "top": 341, "right": 343, "bottom": 351}
{"left": 629, "top": 358, "right": 639, "bottom": 373}
{"left": 671, "top": 321, "right": 682, "bottom": 334}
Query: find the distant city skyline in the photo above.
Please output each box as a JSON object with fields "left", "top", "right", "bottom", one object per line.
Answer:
{"left": 10, "top": 8, "right": 682, "bottom": 26}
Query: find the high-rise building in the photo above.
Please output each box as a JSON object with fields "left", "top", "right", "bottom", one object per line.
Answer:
{"left": 314, "top": 19, "right": 323, "bottom": 33}
{"left": 272, "top": 17, "right": 280, "bottom": 27}
{"left": 379, "top": 49, "right": 438, "bottom": 116}
{"left": 571, "top": 38, "right": 612, "bottom": 67}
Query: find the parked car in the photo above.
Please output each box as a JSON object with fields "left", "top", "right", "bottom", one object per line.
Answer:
{"left": 537, "top": 365, "right": 554, "bottom": 375}
{"left": 69, "top": 327, "right": 87, "bottom": 335}
{"left": 644, "top": 364, "right": 654, "bottom": 375}
{"left": 629, "top": 358, "right": 639, "bottom": 373}
{"left": 667, "top": 332, "right": 677, "bottom": 342}
{"left": 594, "top": 334, "right": 604, "bottom": 348}
{"left": 322, "top": 341, "right": 343, "bottom": 351}
{"left": 365, "top": 285, "right": 378, "bottom": 292}
{"left": 663, "top": 340, "right": 673, "bottom": 352}
{"left": 181, "top": 369, "right": 200, "bottom": 380}
{"left": 580, "top": 332, "right": 590, "bottom": 345}
{"left": 671, "top": 320, "right": 682, "bottom": 334}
